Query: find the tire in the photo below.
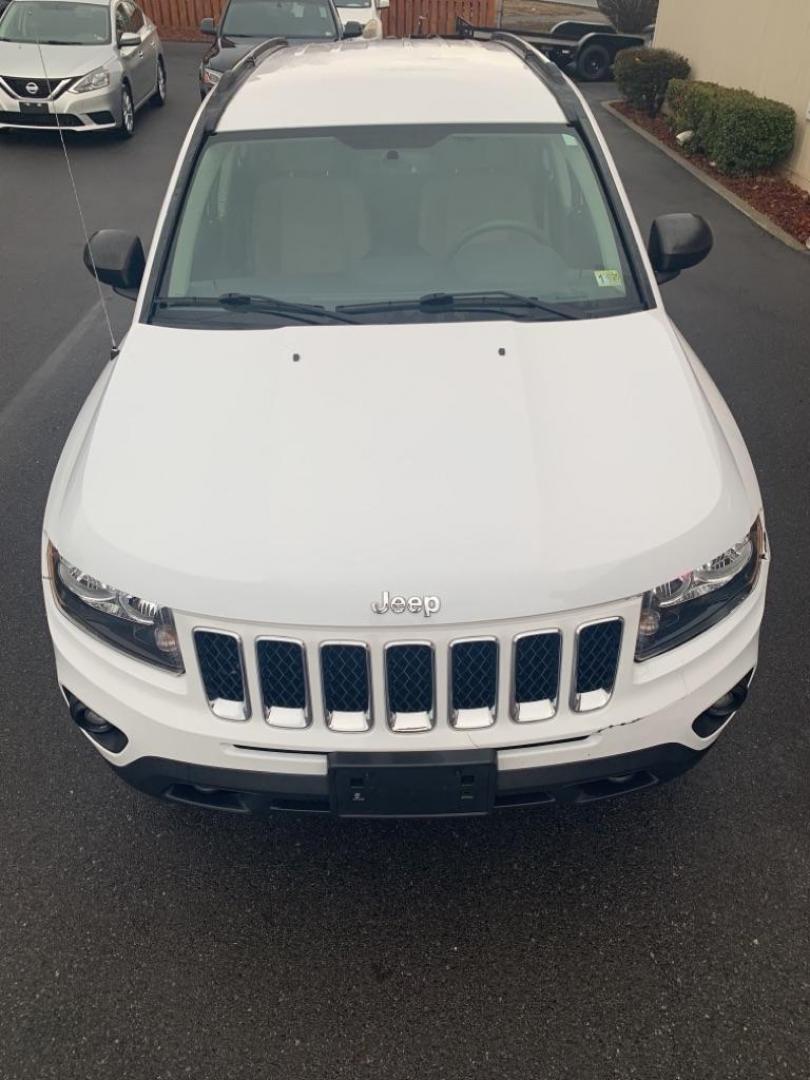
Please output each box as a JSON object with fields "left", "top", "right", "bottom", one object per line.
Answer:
{"left": 151, "top": 57, "right": 167, "bottom": 107}
{"left": 117, "top": 83, "right": 135, "bottom": 138}
{"left": 577, "top": 43, "right": 611, "bottom": 82}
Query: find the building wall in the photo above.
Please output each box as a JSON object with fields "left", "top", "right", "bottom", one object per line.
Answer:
{"left": 654, "top": 0, "right": 810, "bottom": 192}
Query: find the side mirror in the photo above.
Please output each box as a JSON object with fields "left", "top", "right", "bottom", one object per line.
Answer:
{"left": 648, "top": 213, "right": 713, "bottom": 284}
{"left": 118, "top": 31, "right": 140, "bottom": 48}
{"left": 83, "top": 229, "right": 145, "bottom": 300}
{"left": 342, "top": 20, "right": 363, "bottom": 38}
{"left": 377, "top": 0, "right": 390, "bottom": 8}
{"left": 199, "top": 16, "right": 216, "bottom": 35}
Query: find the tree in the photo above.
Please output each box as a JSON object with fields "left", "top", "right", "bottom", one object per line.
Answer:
{"left": 597, "top": 0, "right": 659, "bottom": 33}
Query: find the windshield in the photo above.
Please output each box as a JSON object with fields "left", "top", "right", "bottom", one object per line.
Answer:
{"left": 221, "top": 0, "right": 337, "bottom": 38}
{"left": 0, "top": 0, "right": 110, "bottom": 43}
{"left": 154, "top": 125, "right": 644, "bottom": 327}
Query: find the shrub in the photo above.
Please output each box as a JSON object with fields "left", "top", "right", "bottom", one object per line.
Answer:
{"left": 597, "top": 0, "right": 658, "bottom": 33}
{"left": 665, "top": 80, "right": 796, "bottom": 175}
{"left": 614, "top": 47, "right": 691, "bottom": 116}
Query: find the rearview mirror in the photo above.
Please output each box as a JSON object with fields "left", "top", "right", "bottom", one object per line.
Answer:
{"left": 377, "top": 0, "right": 390, "bottom": 7}
{"left": 83, "top": 229, "right": 145, "bottom": 300}
{"left": 648, "top": 213, "right": 713, "bottom": 284}
{"left": 118, "top": 31, "right": 140, "bottom": 48}
{"left": 342, "top": 20, "right": 363, "bottom": 38}
{"left": 199, "top": 16, "right": 216, "bottom": 35}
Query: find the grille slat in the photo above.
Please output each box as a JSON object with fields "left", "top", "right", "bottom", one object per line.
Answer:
{"left": 385, "top": 643, "right": 434, "bottom": 731}
{"left": 257, "top": 639, "right": 308, "bottom": 727}
{"left": 321, "top": 643, "right": 370, "bottom": 730}
{"left": 450, "top": 639, "right": 498, "bottom": 728}
{"left": 513, "top": 631, "right": 561, "bottom": 722}
{"left": 194, "top": 630, "right": 249, "bottom": 721}
{"left": 574, "top": 619, "right": 623, "bottom": 712}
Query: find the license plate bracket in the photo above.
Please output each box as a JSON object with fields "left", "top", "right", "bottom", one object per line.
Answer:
{"left": 329, "top": 751, "right": 496, "bottom": 818}
{"left": 20, "top": 102, "right": 50, "bottom": 115}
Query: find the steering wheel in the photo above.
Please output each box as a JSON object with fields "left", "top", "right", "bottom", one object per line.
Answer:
{"left": 450, "top": 220, "right": 548, "bottom": 258}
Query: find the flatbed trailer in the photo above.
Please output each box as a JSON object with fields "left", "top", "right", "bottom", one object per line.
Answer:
{"left": 455, "top": 15, "right": 645, "bottom": 81}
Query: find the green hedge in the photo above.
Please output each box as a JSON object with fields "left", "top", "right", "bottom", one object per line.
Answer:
{"left": 614, "top": 47, "right": 690, "bottom": 116}
{"left": 666, "top": 79, "right": 796, "bottom": 176}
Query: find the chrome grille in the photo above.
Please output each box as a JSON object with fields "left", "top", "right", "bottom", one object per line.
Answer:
{"left": 573, "top": 619, "right": 623, "bottom": 713}
{"left": 513, "top": 631, "right": 561, "bottom": 722}
{"left": 192, "top": 612, "right": 627, "bottom": 734}
{"left": 1, "top": 75, "right": 74, "bottom": 99}
{"left": 194, "top": 630, "right": 249, "bottom": 721}
{"left": 257, "top": 638, "right": 308, "bottom": 727}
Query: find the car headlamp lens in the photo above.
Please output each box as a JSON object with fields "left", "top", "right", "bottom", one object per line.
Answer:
{"left": 71, "top": 67, "right": 111, "bottom": 93}
{"left": 49, "top": 545, "right": 183, "bottom": 672}
{"left": 636, "top": 518, "right": 764, "bottom": 661}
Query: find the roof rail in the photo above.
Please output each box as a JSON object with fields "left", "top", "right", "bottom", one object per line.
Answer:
{"left": 489, "top": 31, "right": 582, "bottom": 123}
{"left": 203, "top": 37, "right": 289, "bottom": 132}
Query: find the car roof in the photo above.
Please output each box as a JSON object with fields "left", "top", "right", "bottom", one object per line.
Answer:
{"left": 216, "top": 38, "right": 569, "bottom": 133}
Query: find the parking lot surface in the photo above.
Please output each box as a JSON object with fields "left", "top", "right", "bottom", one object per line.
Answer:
{"left": 1, "top": 49, "right": 809, "bottom": 1080}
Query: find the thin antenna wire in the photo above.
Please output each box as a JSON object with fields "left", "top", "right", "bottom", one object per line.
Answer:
{"left": 34, "top": 37, "right": 117, "bottom": 353}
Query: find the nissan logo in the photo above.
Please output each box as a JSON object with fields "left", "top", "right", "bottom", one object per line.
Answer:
{"left": 25, "top": 81, "right": 39, "bottom": 95}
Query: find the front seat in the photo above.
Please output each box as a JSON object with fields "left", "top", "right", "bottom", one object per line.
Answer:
{"left": 252, "top": 172, "right": 371, "bottom": 280}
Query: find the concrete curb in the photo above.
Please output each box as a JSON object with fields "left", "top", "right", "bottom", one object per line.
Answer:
{"left": 601, "top": 100, "right": 810, "bottom": 256}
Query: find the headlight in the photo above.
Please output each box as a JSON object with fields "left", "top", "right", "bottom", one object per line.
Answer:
{"left": 635, "top": 517, "right": 765, "bottom": 661}
{"left": 201, "top": 67, "right": 221, "bottom": 87}
{"left": 48, "top": 544, "right": 183, "bottom": 673}
{"left": 70, "top": 67, "right": 111, "bottom": 94}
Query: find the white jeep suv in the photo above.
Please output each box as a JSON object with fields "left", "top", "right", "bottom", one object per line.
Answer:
{"left": 42, "top": 37, "right": 769, "bottom": 817}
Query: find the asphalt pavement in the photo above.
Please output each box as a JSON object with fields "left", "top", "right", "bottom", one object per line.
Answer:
{"left": 1, "top": 50, "right": 809, "bottom": 1080}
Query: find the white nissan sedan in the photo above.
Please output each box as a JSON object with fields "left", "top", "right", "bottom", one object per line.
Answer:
{"left": 0, "top": 0, "right": 165, "bottom": 136}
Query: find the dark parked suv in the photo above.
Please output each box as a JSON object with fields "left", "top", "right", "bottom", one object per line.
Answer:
{"left": 199, "top": 0, "right": 361, "bottom": 96}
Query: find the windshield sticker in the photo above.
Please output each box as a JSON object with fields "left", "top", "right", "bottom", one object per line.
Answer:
{"left": 595, "top": 270, "right": 623, "bottom": 288}
{"left": 562, "top": 134, "right": 578, "bottom": 146}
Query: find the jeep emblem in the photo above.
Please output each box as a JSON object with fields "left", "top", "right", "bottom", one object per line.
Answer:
{"left": 371, "top": 591, "right": 441, "bottom": 617}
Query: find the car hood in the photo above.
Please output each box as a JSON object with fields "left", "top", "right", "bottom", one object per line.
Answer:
{"left": 0, "top": 41, "right": 112, "bottom": 80}
{"left": 50, "top": 312, "right": 759, "bottom": 627}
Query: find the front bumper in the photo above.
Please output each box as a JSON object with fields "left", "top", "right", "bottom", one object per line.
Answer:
{"left": 45, "top": 559, "right": 767, "bottom": 815}
{"left": 114, "top": 741, "right": 713, "bottom": 816}
{"left": 0, "top": 82, "right": 119, "bottom": 131}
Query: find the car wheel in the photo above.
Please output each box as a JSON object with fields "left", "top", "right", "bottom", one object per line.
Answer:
{"left": 118, "top": 83, "right": 135, "bottom": 138}
{"left": 151, "top": 58, "right": 167, "bottom": 107}
{"left": 577, "top": 43, "right": 611, "bottom": 82}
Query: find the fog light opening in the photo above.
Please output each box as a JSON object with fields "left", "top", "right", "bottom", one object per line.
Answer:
{"left": 64, "top": 689, "right": 129, "bottom": 754}
{"left": 692, "top": 670, "right": 754, "bottom": 740}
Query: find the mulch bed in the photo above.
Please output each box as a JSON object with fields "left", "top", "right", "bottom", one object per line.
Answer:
{"left": 613, "top": 101, "right": 810, "bottom": 248}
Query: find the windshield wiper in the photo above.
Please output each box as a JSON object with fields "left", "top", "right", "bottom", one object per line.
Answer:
{"left": 155, "top": 293, "right": 359, "bottom": 325}
{"left": 338, "top": 291, "right": 581, "bottom": 320}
